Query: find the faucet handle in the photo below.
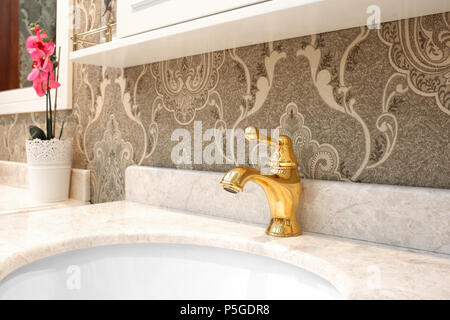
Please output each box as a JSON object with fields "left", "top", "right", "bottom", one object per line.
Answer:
{"left": 244, "top": 126, "right": 276, "bottom": 147}
{"left": 244, "top": 126, "right": 298, "bottom": 168}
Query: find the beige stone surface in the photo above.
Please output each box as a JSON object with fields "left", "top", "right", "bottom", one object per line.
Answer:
{"left": 126, "top": 166, "right": 450, "bottom": 254}
{"left": 0, "top": 185, "right": 88, "bottom": 215}
{"left": 0, "top": 161, "right": 28, "bottom": 189}
{"left": 0, "top": 161, "right": 90, "bottom": 203}
{"left": 0, "top": 201, "right": 449, "bottom": 299}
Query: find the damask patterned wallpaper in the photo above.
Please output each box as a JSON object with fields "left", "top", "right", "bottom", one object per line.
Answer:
{"left": 0, "top": 0, "right": 448, "bottom": 204}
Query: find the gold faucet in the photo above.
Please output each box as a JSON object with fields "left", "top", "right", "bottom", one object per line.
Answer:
{"left": 220, "top": 127, "right": 302, "bottom": 237}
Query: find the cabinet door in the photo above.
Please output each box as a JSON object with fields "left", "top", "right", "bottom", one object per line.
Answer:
{"left": 118, "top": 0, "right": 269, "bottom": 38}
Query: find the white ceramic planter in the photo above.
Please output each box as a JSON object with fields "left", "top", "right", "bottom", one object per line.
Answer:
{"left": 25, "top": 138, "right": 73, "bottom": 203}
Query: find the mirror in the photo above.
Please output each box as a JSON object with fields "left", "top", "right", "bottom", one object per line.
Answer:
{"left": 1, "top": 0, "right": 57, "bottom": 92}
{"left": 0, "top": 0, "right": 72, "bottom": 115}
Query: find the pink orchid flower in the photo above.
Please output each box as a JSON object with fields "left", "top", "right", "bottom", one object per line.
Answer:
{"left": 25, "top": 26, "right": 60, "bottom": 97}
{"left": 25, "top": 26, "right": 55, "bottom": 61}
{"left": 27, "top": 56, "right": 53, "bottom": 80}
{"left": 27, "top": 57, "right": 60, "bottom": 97}
{"left": 28, "top": 68, "right": 60, "bottom": 97}
{"left": 25, "top": 24, "right": 61, "bottom": 140}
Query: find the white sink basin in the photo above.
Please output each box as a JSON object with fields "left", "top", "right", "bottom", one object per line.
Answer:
{"left": 0, "top": 243, "right": 342, "bottom": 299}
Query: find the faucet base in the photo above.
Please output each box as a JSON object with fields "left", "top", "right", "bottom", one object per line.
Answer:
{"left": 266, "top": 218, "right": 302, "bottom": 237}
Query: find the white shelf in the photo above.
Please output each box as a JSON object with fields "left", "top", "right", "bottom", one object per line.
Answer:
{"left": 70, "top": 0, "right": 450, "bottom": 68}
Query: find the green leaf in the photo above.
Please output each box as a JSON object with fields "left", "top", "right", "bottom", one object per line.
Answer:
{"left": 43, "top": 37, "right": 51, "bottom": 42}
{"left": 29, "top": 125, "right": 47, "bottom": 140}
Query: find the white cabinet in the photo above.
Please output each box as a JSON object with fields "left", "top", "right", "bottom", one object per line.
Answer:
{"left": 118, "top": 0, "right": 268, "bottom": 38}
{"left": 72, "top": 0, "right": 450, "bottom": 68}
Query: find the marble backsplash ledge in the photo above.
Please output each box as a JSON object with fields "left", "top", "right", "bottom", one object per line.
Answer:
{"left": 126, "top": 166, "right": 450, "bottom": 255}
{"left": 299, "top": 179, "right": 450, "bottom": 254}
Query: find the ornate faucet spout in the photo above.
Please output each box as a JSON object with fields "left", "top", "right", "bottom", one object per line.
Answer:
{"left": 220, "top": 127, "right": 302, "bottom": 237}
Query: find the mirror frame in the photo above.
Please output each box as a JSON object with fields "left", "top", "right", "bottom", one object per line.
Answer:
{"left": 0, "top": 0, "right": 73, "bottom": 115}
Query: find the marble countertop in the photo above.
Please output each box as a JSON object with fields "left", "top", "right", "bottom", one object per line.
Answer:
{"left": 0, "top": 201, "right": 449, "bottom": 299}
{"left": 0, "top": 185, "right": 88, "bottom": 215}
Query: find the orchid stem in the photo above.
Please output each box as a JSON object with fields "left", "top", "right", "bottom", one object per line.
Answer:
{"left": 47, "top": 72, "right": 52, "bottom": 139}
{"left": 53, "top": 47, "right": 61, "bottom": 139}
{"left": 45, "top": 89, "right": 49, "bottom": 139}
{"left": 45, "top": 94, "right": 48, "bottom": 139}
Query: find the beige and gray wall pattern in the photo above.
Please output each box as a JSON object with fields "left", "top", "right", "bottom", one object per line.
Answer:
{"left": 0, "top": 0, "right": 449, "bottom": 204}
